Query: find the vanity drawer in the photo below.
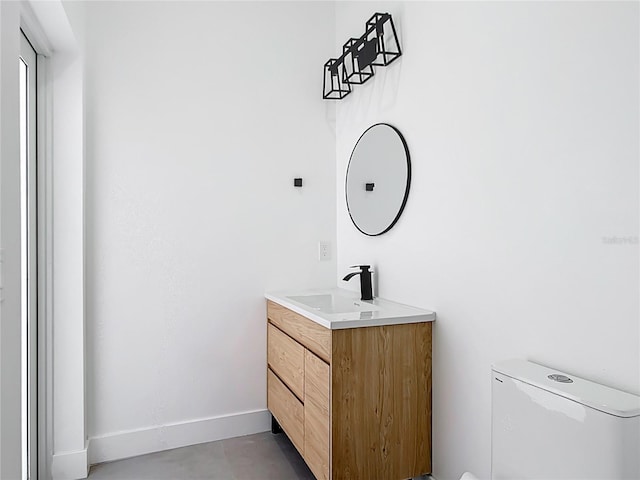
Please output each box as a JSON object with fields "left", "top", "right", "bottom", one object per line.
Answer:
{"left": 267, "top": 368, "right": 304, "bottom": 455}
{"left": 267, "top": 324, "right": 305, "bottom": 400}
{"left": 267, "top": 301, "right": 331, "bottom": 363}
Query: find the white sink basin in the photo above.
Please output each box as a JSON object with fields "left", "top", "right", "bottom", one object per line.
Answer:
{"left": 286, "top": 294, "right": 379, "bottom": 315}
{"left": 265, "top": 288, "right": 435, "bottom": 330}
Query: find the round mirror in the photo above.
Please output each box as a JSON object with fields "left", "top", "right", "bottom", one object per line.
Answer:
{"left": 345, "top": 123, "right": 411, "bottom": 236}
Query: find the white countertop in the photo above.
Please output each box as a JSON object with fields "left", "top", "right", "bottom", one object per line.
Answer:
{"left": 265, "top": 288, "right": 435, "bottom": 330}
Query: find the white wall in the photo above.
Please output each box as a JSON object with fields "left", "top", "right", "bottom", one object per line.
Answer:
{"left": 335, "top": 2, "right": 639, "bottom": 480}
{"left": 82, "top": 1, "right": 336, "bottom": 463}
{"left": 0, "top": 2, "right": 24, "bottom": 477}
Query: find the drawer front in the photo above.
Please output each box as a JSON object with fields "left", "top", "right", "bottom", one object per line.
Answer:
{"left": 267, "top": 301, "right": 331, "bottom": 363}
{"left": 268, "top": 324, "right": 305, "bottom": 400}
{"left": 304, "top": 350, "right": 330, "bottom": 480}
{"left": 267, "top": 368, "right": 304, "bottom": 455}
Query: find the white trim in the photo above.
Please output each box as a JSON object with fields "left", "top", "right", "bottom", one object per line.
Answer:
{"left": 20, "top": 2, "right": 86, "bottom": 479}
{"left": 23, "top": 0, "right": 78, "bottom": 56}
{"left": 19, "top": 29, "right": 39, "bottom": 480}
{"left": 88, "top": 409, "right": 271, "bottom": 466}
{"left": 51, "top": 447, "right": 88, "bottom": 480}
{"left": 36, "top": 52, "right": 53, "bottom": 480}
{"left": 19, "top": 5, "right": 55, "bottom": 479}
{"left": 19, "top": 1, "right": 53, "bottom": 57}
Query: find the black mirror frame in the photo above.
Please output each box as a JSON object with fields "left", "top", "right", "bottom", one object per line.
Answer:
{"left": 345, "top": 123, "right": 412, "bottom": 236}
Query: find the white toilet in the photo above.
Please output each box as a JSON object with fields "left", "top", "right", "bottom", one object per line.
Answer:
{"left": 461, "top": 359, "right": 640, "bottom": 480}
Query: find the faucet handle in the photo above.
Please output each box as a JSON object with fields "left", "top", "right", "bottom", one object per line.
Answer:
{"left": 349, "top": 265, "right": 371, "bottom": 270}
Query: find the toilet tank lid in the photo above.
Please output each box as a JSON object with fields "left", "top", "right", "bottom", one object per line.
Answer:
{"left": 492, "top": 359, "right": 640, "bottom": 418}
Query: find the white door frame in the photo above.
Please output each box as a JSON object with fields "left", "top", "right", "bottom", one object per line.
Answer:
{"left": 15, "top": 2, "right": 86, "bottom": 479}
{"left": 3, "top": 1, "right": 86, "bottom": 477}
{"left": 19, "top": 4, "right": 53, "bottom": 480}
{"left": 19, "top": 29, "right": 38, "bottom": 480}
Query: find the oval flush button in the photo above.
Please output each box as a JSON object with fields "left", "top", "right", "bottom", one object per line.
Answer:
{"left": 548, "top": 374, "right": 573, "bottom": 383}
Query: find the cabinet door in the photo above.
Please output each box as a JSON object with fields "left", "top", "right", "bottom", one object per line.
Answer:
{"left": 268, "top": 323, "right": 305, "bottom": 400}
{"left": 331, "top": 322, "right": 432, "bottom": 479}
{"left": 304, "top": 350, "right": 330, "bottom": 480}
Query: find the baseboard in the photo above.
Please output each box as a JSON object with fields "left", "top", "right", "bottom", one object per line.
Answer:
{"left": 51, "top": 447, "right": 89, "bottom": 480}
{"left": 88, "top": 408, "right": 271, "bottom": 465}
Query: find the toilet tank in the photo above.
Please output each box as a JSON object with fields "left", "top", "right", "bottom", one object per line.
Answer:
{"left": 491, "top": 359, "right": 640, "bottom": 480}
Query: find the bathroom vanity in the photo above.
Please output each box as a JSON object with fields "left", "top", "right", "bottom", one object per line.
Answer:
{"left": 265, "top": 289, "right": 435, "bottom": 480}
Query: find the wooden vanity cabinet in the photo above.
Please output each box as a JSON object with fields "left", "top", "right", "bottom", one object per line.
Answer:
{"left": 266, "top": 300, "right": 432, "bottom": 480}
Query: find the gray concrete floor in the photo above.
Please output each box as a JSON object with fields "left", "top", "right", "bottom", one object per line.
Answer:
{"left": 88, "top": 432, "right": 315, "bottom": 480}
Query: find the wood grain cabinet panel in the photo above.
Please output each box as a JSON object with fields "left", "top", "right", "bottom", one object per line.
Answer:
{"left": 331, "top": 322, "right": 432, "bottom": 480}
{"left": 267, "top": 301, "right": 331, "bottom": 363}
{"left": 267, "top": 324, "right": 305, "bottom": 400}
{"left": 304, "top": 350, "right": 330, "bottom": 480}
{"left": 266, "top": 302, "right": 432, "bottom": 480}
{"left": 267, "top": 368, "right": 304, "bottom": 455}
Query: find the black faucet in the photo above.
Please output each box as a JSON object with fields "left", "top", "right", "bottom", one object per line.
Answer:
{"left": 342, "top": 265, "right": 373, "bottom": 301}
